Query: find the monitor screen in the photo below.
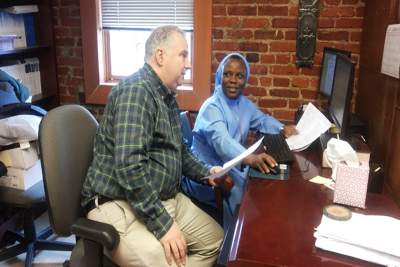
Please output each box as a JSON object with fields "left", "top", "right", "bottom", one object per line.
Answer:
{"left": 328, "top": 54, "right": 355, "bottom": 138}
{"left": 319, "top": 47, "right": 351, "bottom": 98}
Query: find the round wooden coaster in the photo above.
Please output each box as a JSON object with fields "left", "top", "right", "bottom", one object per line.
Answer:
{"left": 323, "top": 205, "right": 352, "bottom": 221}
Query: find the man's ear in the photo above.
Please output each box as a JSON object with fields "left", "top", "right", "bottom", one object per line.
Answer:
{"left": 154, "top": 48, "right": 164, "bottom": 66}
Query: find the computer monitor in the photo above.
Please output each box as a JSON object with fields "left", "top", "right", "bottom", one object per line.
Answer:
{"left": 319, "top": 47, "right": 351, "bottom": 98}
{"left": 328, "top": 54, "right": 355, "bottom": 138}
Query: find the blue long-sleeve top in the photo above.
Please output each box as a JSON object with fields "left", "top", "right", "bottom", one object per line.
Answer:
{"left": 191, "top": 53, "right": 283, "bottom": 167}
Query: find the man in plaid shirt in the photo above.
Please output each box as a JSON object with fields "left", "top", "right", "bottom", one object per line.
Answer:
{"left": 81, "top": 25, "right": 225, "bottom": 267}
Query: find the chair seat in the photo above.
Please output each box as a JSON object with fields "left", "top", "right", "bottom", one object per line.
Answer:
{"left": 0, "top": 181, "right": 45, "bottom": 208}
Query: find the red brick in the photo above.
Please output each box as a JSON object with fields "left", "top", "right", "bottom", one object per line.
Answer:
{"left": 258, "top": 5, "right": 288, "bottom": 16}
{"left": 301, "top": 89, "right": 319, "bottom": 99}
{"left": 270, "top": 65, "right": 299, "bottom": 75}
{"left": 289, "top": 100, "right": 305, "bottom": 109}
{"left": 309, "top": 78, "right": 319, "bottom": 88}
{"left": 246, "top": 53, "right": 260, "bottom": 63}
{"left": 270, "top": 89, "right": 299, "bottom": 98}
{"left": 343, "top": 0, "right": 359, "bottom": 4}
{"left": 276, "top": 54, "right": 290, "bottom": 64}
{"left": 254, "top": 30, "right": 283, "bottom": 40}
{"left": 57, "top": 66, "right": 70, "bottom": 75}
{"left": 318, "top": 31, "right": 349, "bottom": 41}
{"left": 251, "top": 64, "right": 269, "bottom": 75}
{"left": 260, "top": 54, "right": 275, "bottom": 64}
{"left": 271, "top": 18, "right": 297, "bottom": 28}
{"left": 301, "top": 67, "right": 321, "bottom": 76}
{"left": 59, "top": 17, "right": 81, "bottom": 27}
{"left": 213, "top": 0, "right": 255, "bottom": 3}
{"left": 248, "top": 76, "right": 258, "bottom": 86}
{"left": 257, "top": 0, "right": 290, "bottom": 4}
{"left": 213, "top": 41, "right": 240, "bottom": 51}
{"left": 73, "top": 67, "right": 84, "bottom": 77}
{"left": 213, "top": 17, "right": 241, "bottom": 28}
{"left": 260, "top": 77, "right": 272, "bottom": 87}
{"left": 239, "top": 42, "right": 268, "bottom": 52}
{"left": 227, "top": 30, "right": 253, "bottom": 39}
{"left": 322, "top": 6, "right": 356, "bottom": 17}
{"left": 273, "top": 77, "right": 290, "bottom": 87}
{"left": 241, "top": 18, "right": 269, "bottom": 28}
{"left": 324, "top": 0, "right": 341, "bottom": 5}
{"left": 335, "top": 18, "right": 363, "bottom": 28}
{"left": 270, "top": 41, "right": 296, "bottom": 52}
{"left": 213, "top": 5, "right": 226, "bottom": 16}
{"left": 246, "top": 86, "right": 267, "bottom": 96}
{"left": 288, "top": 6, "right": 298, "bottom": 16}
{"left": 58, "top": 56, "right": 83, "bottom": 67}
{"left": 259, "top": 98, "right": 287, "bottom": 108}
{"left": 292, "top": 77, "right": 309, "bottom": 88}
{"left": 285, "top": 30, "right": 297, "bottom": 40}
{"left": 212, "top": 29, "right": 224, "bottom": 39}
{"left": 318, "top": 18, "right": 335, "bottom": 28}
{"left": 228, "top": 5, "right": 257, "bottom": 16}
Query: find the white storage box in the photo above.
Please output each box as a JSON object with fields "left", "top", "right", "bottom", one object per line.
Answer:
{"left": 0, "top": 160, "right": 42, "bottom": 190}
{"left": 0, "top": 141, "right": 39, "bottom": 169}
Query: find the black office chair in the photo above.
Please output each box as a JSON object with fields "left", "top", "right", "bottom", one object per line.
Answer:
{"left": 38, "top": 104, "right": 119, "bottom": 267}
{"left": 179, "top": 111, "right": 232, "bottom": 225}
{"left": 0, "top": 181, "right": 74, "bottom": 267}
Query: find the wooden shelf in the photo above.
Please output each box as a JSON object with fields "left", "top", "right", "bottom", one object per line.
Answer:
{"left": 0, "top": 0, "right": 37, "bottom": 9}
{"left": 0, "top": 45, "right": 50, "bottom": 60}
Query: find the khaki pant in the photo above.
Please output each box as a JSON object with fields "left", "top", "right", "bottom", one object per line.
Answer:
{"left": 87, "top": 193, "right": 224, "bottom": 267}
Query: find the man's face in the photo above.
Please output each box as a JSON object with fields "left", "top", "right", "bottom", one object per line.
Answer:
{"left": 161, "top": 32, "right": 190, "bottom": 91}
{"left": 222, "top": 58, "right": 246, "bottom": 99}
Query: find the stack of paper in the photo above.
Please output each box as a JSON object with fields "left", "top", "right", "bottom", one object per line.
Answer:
{"left": 314, "top": 213, "right": 400, "bottom": 266}
{"left": 286, "top": 103, "right": 332, "bottom": 151}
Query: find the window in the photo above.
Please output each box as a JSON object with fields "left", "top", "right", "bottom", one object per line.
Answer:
{"left": 80, "top": 0, "right": 212, "bottom": 111}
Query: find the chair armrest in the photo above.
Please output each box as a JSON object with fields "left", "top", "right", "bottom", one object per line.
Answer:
{"left": 71, "top": 218, "right": 119, "bottom": 250}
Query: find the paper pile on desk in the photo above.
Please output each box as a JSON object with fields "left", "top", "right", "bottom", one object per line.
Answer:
{"left": 314, "top": 213, "right": 400, "bottom": 266}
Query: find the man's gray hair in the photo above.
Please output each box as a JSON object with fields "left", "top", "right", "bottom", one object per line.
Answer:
{"left": 144, "top": 25, "right": 185, "bottom": 63}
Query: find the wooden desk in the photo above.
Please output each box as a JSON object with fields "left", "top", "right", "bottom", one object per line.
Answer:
{"left": 219, "top": 148, "right": 400, "bottom": 267}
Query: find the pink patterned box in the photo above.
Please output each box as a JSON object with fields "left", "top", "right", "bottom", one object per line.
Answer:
{"left": 333, "top": 160, "right": 370, "bottom": 208}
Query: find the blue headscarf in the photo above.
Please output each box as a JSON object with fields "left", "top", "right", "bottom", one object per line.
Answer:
{"left": 213, "top": 53, "right": 250, "bottom": 101}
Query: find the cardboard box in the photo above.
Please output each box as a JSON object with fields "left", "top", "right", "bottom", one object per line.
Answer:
{"left": 0, "top": 160, "right": 42, "bottom": 190}
{"left": 0, "top": 141, "right": 38, "bottom": 169}
{"left": 333, "top": 160, "right": 370, "bottom": 208}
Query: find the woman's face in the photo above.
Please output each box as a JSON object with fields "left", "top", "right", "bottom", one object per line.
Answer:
{"left": 222, "top": 58, "right": 247, "bottom": 99}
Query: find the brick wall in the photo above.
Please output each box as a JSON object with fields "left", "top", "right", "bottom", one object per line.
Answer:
{"left": 52, "top": 0, "right": 84, "bottom": 104}
{"left": 52, "top": 0, "right": 365, "bottom": 122}
{"left": 212, "top": 0, "right": 365, "bottom": 122}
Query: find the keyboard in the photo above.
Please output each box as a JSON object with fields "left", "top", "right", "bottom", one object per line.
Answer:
{"left": 262, "top": 134, "right": 294, "bottom": 164}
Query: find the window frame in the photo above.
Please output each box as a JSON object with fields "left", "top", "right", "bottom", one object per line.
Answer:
{"left": 79, "top": 0, "right": 212, "bottom": 111}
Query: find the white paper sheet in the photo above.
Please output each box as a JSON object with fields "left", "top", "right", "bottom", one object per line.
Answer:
{"left": 201, "top": 137, "right": 264, "bottom": 180}
{"left": 314, "top": 213, "right": 400, "bottom": 266}
{"left": 381, "top": 24, "right": 400, "bottom": 79}
{"left": 286, "top": 103, "right": 332, "bottom": 151}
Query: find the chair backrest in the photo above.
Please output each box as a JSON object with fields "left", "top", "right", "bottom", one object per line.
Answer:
{"left": 179, "top": 111, "right": 194, "bottom": 147}
{"left": 39, "top": 105, "right": 98, "bottom": 236}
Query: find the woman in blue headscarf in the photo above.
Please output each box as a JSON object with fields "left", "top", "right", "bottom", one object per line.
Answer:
{"left": 181, "top": 53, "right": 297, "bottom": 230}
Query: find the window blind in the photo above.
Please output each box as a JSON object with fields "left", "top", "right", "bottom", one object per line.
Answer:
{"left": 101, "top": 0, "right": 193, "bottom": 31}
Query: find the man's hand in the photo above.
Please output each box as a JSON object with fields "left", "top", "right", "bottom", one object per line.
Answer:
{"left": 282, "top": 125, "right": 298, "bottom": 138}
{"left": 160, "top": 221, "right": 187, "bottom": 266}
{"left": 244, "top": 153, "right": 277, "bottom": 173}
{"left": 208, "top": 166, "right": 234, "bottom": 193}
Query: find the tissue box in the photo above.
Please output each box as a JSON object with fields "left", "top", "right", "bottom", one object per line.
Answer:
{"left": 0, "top": 141, "right": 39, "bottom": 169}
{"left": 333, "top": 160, "right": 370, "bottom": 208}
